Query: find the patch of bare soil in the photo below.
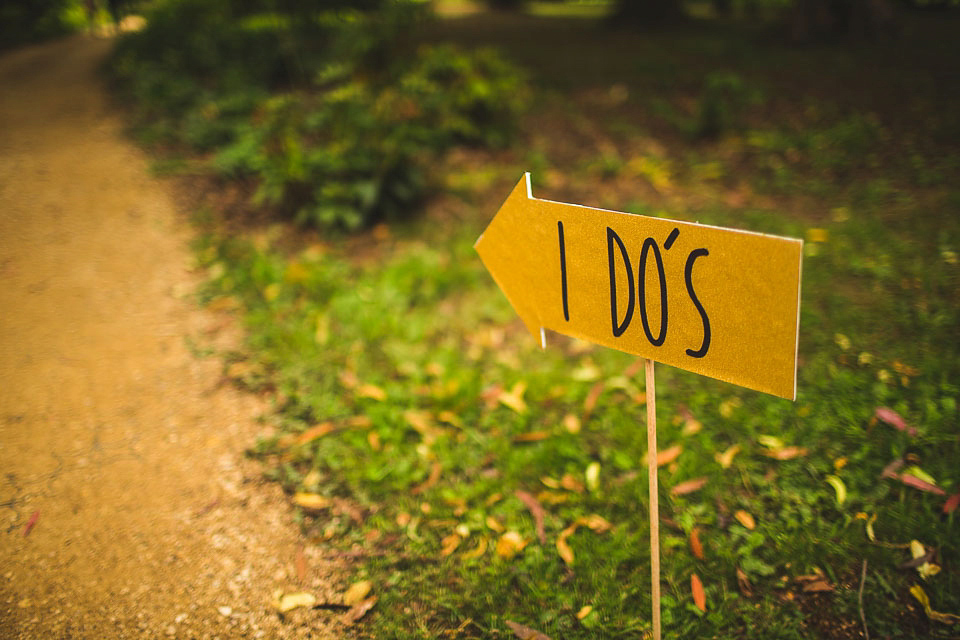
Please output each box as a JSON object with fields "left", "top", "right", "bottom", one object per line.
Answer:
{"left": 0, "top": 35, "right": 345, "bottom": 638}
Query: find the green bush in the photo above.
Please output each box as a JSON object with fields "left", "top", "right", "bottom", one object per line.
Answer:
{"left": 215, "top": 45, "right": 529, "bottom": 229}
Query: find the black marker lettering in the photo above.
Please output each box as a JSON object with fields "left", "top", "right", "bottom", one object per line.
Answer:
{"left": 684, "top": 248, "right": 711, "bottom": 358}
{"left": 558, "top": 221, "right": 569, "bottom": 322}
{"left": 607, "top": 227, "right": 634, "bottom": 338}
{"left": 638, "top": 238, "right": 667, "bottom": 346}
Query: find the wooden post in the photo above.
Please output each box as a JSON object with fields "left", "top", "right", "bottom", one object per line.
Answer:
{"left": 646, "top": 358, "right": 661, "bottom": 640}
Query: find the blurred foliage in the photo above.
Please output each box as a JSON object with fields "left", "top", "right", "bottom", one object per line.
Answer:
{"left": 1, "top": 0, "right": 74, "bottom": 49}
{"left": 109, "top": 0, "right": 529, "bottom": 229}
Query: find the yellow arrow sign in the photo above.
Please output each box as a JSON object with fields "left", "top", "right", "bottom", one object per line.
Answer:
{"left": 475, "top": 173, "right": 803, "bottom": 399}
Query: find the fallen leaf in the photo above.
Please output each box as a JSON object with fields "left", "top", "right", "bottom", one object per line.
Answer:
{"left": 356, "top": 383, "right": 387, "bottom": 401}
{"left": 825, "top": 475, "right": 847, "bottom": 506}
{"left": 499, "top": 382, "right": 528, "bottom": 414}
{"left": 801, "top": 579, "right": 833, "bottom": 592}
{"left": 576, "top": 514, "right": 612, "bottom": 533}
{"left": 295, "top": 546, "right": 308, "bottom": 584}
{"left": 505, "top": 619, "right": 552, "bottom": 640}
{"left": 874, "top": 407, "right": 918, "bottom": 436}
{"left": 342, "top": 596, "right": 377, "bottom": 625}
{"left": 689, "top": 527, "right": 704, "bottom": 560}
{"left": 734, "top": 510, "right": 756, "bottom": 530}
{"left": 411, "top": 461, "right": 443, "bottom": 495}
{"left": 485, "top": 516, "right": 505, "bottom": 533}
{"left": 585, "top": 462, "right": 601, "bottom": 492}
{"left": 513, "top": 431, "right": 550, "bottom": 443}
{"left": 293, "top": 492, "right": 332, "bottom": 510}
{"left": 682, "top": 417, "right": 702, "bottom": 436}
{"left": 440, "top": 533, "right": 462, "bottom": 557}
{"left": 295, "top": 422, "right": 335, "bottom": 445}
{"left": 758, "top": 435, "right": 784, "bottom": 449}
{"left": 736, "top": 566, "right": 753, "bottom": 597}
{"left": 462, "top": 537, "right": 488, "bottom": 560}
{"left": 22, "top": 510, "right": 39, "bottom": 537}
{"left": 763, "top": 446, "right": 809, "bottom": 460}
{"left": 691, "top": 573, "right": 706, "bottom": 612}
{"left": 515, "top": 490, "right": 546, "bottom": 544}
{"left": 715, "top": 444, "right": 741, "bottom": 469}
{"left": 909, "top": 584, "right": 960, "bottom": 625}
{"left": 496, "top": 531, "right": 528, "bottom": 559}
{"left": 583, "top": 381, "right": 605, "bottom": 415}
{"left": 556, "top": 534, "right": 575, "bottom": 566}
{"left": 277, "top": 592, "right": 317, "bottom": 613}
{"left": 671, "top": 476, "right": 708, "bottom": 497}
{"left": 576, "top": 605, "right": 593, "bottom": 621}
{"left": 343, "top": 580, "right": 373, "bottom": 607}
{"left": 339, "top": 370, "right": 359, "bottom": 389}
{"left": 563, "top": 414, "right": 581, "bottom": 434}
{"left": 560, "top": 473, "right": 585, "bottom": 493}
{"left": 880, "top": 458, "right": 904, "bottom": 479}
{"left": 655, "top": 445, "right": 683, "bottom": 467}
{"left": 899, "top": 473, "right": 946, "bottom": 495}
{"left": 943, "top": 493, "right": 960, "bottom": 515}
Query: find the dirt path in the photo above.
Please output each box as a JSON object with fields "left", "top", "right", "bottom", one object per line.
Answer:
{"left": 0, "top": 36, "right": 341, "bottom": 638}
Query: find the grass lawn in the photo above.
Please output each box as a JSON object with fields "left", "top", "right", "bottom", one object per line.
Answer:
{"left": 189, "top": 9, "right": 959, "bottom": 638}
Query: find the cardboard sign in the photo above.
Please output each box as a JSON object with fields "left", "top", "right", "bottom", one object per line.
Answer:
{"left": 475, "top": 174, "right": 803, "bottom": 399}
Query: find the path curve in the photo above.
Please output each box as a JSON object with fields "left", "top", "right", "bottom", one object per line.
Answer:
{"left": 0, "top": 36, "right": 340, "bottom": 638}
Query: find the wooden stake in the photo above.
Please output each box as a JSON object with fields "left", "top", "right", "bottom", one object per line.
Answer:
{"left": 645, "top": 358, "right": 661, "bottom": 640}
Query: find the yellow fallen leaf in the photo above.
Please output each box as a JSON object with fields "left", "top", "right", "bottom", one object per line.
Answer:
{"left": 764, "top": 446, "right": 809, "bottom": 460}
{"left": 576, "top": 605, "right": 593, "bottom": 621}
{"left": 563, "top": 413, "right": 581, "bottom": 434}
{"left": 556, "top": 534, "right": 575, "bottom": 566}
{"left": 825, "top": 475, "right": 847, "bottom": 506}
{"left": 499, "top": 381, "right": 528, "bottom": 414}
{"left": 576, "top": 514, "right": 612, "bottom": 533}
{"left": 497, "top": 531, "right": 528, "bottom": 559}
{"left": 585, "top": 462, "right": 600, "bottom": 492}
{"left": 343, "top": 580, "right": 373, "bottom": 607}
{"left": 356, "top": 383, "right": 386, "bottom": 401}
{"left": 486, "top": 516, "right": 505, "bottom": 533}
{"left": 734, "top": 510, "right": 756, "bottom": 530}
{"left": 715, "top": 444, "right": 741, "bottom": 469}
{"left": 909, "top": 584, "right": 960, "bottom": 625}
{"left": 277, "top": 592, "right": 316, "bottom": 613}
{"left": 682, "top": 417, "right": 703, "bottom": 436}
{"left": 462, "top": 537, "right": 488, "bottom": 560}
{"left": 513, "top": 431, "right": 550, "bottom": 443}
{"left": 293, "top": 492, "right": 331, "bottom": 510}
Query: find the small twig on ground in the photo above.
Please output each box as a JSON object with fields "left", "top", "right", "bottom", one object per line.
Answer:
{"left": 858, "top": 559, "right": 869, "bottom": 640}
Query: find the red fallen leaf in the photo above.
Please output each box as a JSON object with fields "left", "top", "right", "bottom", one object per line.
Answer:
{"left": 880, "top": 458, "right": 904, "bottom": 479}
{"left": 515, "top": 490, "right": 547, "bottom": 544}
{"left": 505, "top": 619, "right": 552, "bottom": 640}
{"left": 689, "top": 526, "right": 705, "bottom": 560}
{"left": 671, "top": 476, "right": 708, "bottom": 496}
{"left": 874, "top": 407, "right": 918, "bottom": 436}
{"left": 583, "top": 381, "right": 605, "bottom": 416}
{"left": 943, "top": 492, "right": 960, "bottom": 515}
{"left": 691, "top": 573, "right": 706, "bottom": 612}
{"left": 899, "top": 473, "right": 946, "bottom": 495}
{"left": 23, "top": 510, "right": 39, "bottom": 537}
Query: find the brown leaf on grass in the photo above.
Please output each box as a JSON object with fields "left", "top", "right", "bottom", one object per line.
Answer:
{"left": 348, "top": 415, "right": 373, "bottom": 428}
{"left": 513, "top": 431, "right": 550, "bottom": 443}
{"left": 343, "top": 580, "right": 373, "bottom": 606}
{"left": 411, "top": 461, "right": 443, "bottom": 495}
{"left": 440, "top": 533, "right": 462, "bottom": 557}
{"left": 583, "top": 381, "right": 605, "bottom": 416}
{"left": 734, "top": 510, "right": 756, "bottom": 530}
{"left": 796, "top": 572, "right": 833, "bottom": 592}
{"left": 655, "top": 445, "right": 683, "bottom": 467}
{"left": 515, "top": 490, "right": 547, "bottom": 544}
{"left": 576, "top": 514, "right": 612, "bottom": 533}
{"left": 943, "top": 493, "right": 960, "bottom": 515}
{"left": 689, "top": 527, "right": 704, "bottom": 560}
{"left": 880, "top": 458, "right": 905, "bottom": 479}
{"left": 462, "top": 537, "right": 488, "bottom": 560}
{"left": 496, "top": 531, "right": 528, "bottom": 559}
{"left": 671, "top": 477, "right": 708, "bottom": 496}
{"left": 691, "top": 573, "right": 707, "bottom": 612}
{"left": 481, "top": 384, "right": 504, "bottom": 410}
{"left": 875, "top": 407, "right": 918, "bottom": 436}
{"left": 342, "top": 596, "right": 377, "bottom": 625}
{"left": 295, "top": 422, "right": 336, "bottom": 445}
{"left": 899, "top": 473, "right": 946, "bottom": 495}
{"left": 763, "top": 446, "right": 808, "bottom": 460}
{"left": 736, "top": 567, "right": 753, "bottom": 597}
{"left": 560, "top": 473, "right": 585, "bottom": 493}
{"left": 505, "top": 619, "right": 553, "bottom": 640}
